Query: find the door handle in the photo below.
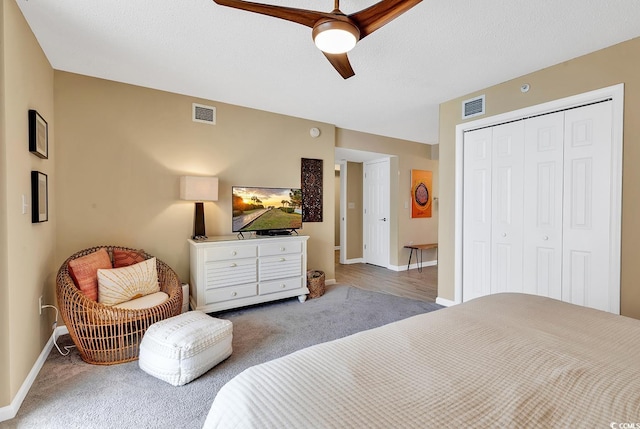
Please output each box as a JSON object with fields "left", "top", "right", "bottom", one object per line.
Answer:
{"left": 379, "top": 218, "right": 387, "bottom": 221}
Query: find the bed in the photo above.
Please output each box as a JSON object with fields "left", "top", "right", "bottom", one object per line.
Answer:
{"left": 203, "top": 293, "right": 640, "bottom": 428}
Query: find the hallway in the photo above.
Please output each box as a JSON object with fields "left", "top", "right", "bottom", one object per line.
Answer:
{"left": 334, "top": 251, "right": 437, "bottom": 303}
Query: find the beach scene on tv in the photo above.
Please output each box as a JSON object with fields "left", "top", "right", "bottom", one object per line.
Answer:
{"left": 232, "top": 187, "right": 303, "bottom": 233}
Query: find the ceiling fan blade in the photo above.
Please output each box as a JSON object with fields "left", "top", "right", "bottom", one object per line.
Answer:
{"left": 212, "top": 0, "right": 334, "bottom": 28}
{"left": 322, "top": 52, "right": 355, "bottom": 79}
{"left": 349, "top": 0, "right": 422, "bottom": 39}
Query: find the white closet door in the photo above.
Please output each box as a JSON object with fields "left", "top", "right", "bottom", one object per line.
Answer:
{"left": 523, "top": 112, "right": 564, "bottom": 299}
{"left": 462, "top": 127, "right": 493, "bottom": 300}
{"left": 562, "top": 101, "right": 613, "bottom": 312}
{"left": 491, "top": 121, "right": 525, "bottom": 294}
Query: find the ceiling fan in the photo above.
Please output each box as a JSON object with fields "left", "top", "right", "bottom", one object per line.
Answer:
{"left": 212, "top": 0, "right": 422, "bottom": 79}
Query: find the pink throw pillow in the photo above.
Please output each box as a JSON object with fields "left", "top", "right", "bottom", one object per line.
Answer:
{"left": 113, "top": 249, "right": 146, "bottom": 268}
{"left": 68, "top": 248, "right": 112, "bottom": 301}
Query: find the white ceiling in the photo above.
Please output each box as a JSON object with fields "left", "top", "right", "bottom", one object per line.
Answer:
{"left": 17, "top": 0, "right": 640, "bottom": 144}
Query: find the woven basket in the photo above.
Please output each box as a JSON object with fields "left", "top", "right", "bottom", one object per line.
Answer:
{"left": 56, "top": 246, "right": 182, "bottom": 365}
{"left": 307, "top": 270, "right": 326, "bottom": 299}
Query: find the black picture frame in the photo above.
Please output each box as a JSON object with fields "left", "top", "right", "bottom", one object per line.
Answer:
{"left": 31, "top": 171, "right": 48, "bottom": 223}
{"left": 28, "top": 109, "right": 48, "bottom": 159}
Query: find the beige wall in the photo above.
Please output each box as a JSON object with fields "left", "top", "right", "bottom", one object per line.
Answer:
{"left": 334, "top": 169, "right": 340, "bottom": 247}
{"left": 337, "top": 129, "right": 438, "bottom": 267}
{"left": 345, "top": 162, "right": 363, "bottom": 260}
{"left": 0, "top": 0, "right": 7, "bottom": 408}
{"left": 54, "top": 71, "right": 336, "bottom": 288}
{"left": 438, "top": 37, "right": 640, "bottom": 319}
{"left": 1, "top": 0, "right": 56, "bottom": 408}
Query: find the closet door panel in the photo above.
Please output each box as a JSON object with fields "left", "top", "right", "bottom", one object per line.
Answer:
{"left": 562, "top": 101, "right": 612, "bottom": 311}
{"left": 491, "top": 121, "right": 525, "bottom": 294}
{"left": 462, "top": 128, "right": 493, "bottom": 301}
{"left": 523, "top": 112, "right": 564, "bottom": 299}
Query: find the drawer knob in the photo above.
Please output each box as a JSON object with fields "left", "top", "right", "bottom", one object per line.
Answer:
{"left": 279, "top": 258, "right": 286, "bottom": 262}
{"left": 231, "top": 292, "right": 237, "bottom": 297}
{"left": 281, "top": 284, "right": 286, "bottom": 288}
{"left": 280, "top": 247, "right": 285, "bottom": 251}
{"left": 231, "top": 251, "right": 237, "bottom": 256}
{"left": 230, "top": 263, "right": 237, "bottom": 267}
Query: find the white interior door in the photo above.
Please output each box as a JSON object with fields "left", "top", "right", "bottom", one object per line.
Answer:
{"left": 491, "top": 121, "right": 525, "bottom": 294}
{"left": 456, "top": 84, "right": 623, "bottom": 312}
{"left": 363, "top": 159, "right": 390, "bottom": 268}
{"left": 562, "top": 101, "right": 613, "bottom": 312}
{"left": 523, "top": 112, "right": 565, "bottom": 299}
{"left": 462, "top": 128, "right": 493, "bottom": 300}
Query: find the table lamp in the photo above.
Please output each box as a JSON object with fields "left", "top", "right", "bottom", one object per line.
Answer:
{"left": 180, "top": 176, "right": 218, "bottom": 240}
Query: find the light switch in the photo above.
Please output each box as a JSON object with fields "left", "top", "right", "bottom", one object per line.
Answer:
{"left": 404, "top": 201, "right": 409, "bottom": 209}
{"left": 21, "top": 195, "right": 28, "bottom": 214}
{"left": 348, "top": 202, "right": 355, "bottom": 209}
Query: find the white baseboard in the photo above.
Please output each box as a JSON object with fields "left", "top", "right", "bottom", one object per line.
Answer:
{"left": 343, "top": 258, "right": 365, "bottom": 264}
{"left": 436, "top": 297, "right": 457, "bottom": 307}
{"left": 325, "top": 278, "right": 337, "bottom": 286}
{"left": 0, "top": 325, "right": 68, "bottom": 422}
{"left": 388, "top": 260, "right": 437, "bottom": 272}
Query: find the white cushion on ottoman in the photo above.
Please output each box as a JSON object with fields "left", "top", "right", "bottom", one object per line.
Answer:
{"left": 139, "top": 311, "right": 232, "bottom": 386}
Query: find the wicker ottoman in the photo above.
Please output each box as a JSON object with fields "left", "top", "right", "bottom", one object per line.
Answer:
{"left": 139, "top": 311, "right": 232, "bottom": 386}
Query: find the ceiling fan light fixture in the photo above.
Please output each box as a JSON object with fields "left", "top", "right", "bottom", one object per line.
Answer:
{"left": 312, "top": 20, "right": 360, "bottom": 54}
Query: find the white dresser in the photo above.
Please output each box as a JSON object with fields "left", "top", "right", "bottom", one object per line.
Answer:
{"left": 188, "top": 235, "right": 310, "bottom": 312}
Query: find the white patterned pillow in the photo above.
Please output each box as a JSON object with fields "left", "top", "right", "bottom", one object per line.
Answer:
{"left": 97, "top": 257, "right": 159, "bottom": 306}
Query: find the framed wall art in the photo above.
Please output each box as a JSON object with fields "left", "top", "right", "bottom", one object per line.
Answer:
{"left": 31, "top": 171, "right": 48, "bottom": 223}
{"left": 411, "top": 169, "right": 432, "bottom": 218}
{"left": 301, "top": 158, "right": 323, "bottom": 222}
{"left": 28, "top": 109, "right": 48, "bottom": 159}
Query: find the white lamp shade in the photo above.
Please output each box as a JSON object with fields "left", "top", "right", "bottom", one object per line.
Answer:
{"left": 180, "top": 176, "right": 219, "bottom": 201}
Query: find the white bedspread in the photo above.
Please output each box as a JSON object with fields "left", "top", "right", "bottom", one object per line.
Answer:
{"left": 204, "top": 293, "right": 640, "bottom": 428}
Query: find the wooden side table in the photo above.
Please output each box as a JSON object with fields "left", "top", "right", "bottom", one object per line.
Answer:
{"left": 403, "top": 243, "right": 438, "bottom": 272}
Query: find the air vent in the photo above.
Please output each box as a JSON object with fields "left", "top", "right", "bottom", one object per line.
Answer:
{"left": 462, "top": 95, "right": 485, "bottom": 119}
{"left": 192, "top": 103, "right": 216, "bottom": 125}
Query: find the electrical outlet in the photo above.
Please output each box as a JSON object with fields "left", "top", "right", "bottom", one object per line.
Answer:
{"left": 39, "top": 296, "right": 43, "bottom": 315}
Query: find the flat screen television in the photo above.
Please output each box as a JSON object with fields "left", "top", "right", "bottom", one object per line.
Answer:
{"left": 232, "top": 186, "right": 302, "bottom": 235}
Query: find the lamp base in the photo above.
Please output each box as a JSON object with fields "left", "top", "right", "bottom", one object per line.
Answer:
{"left": 193, "top": 202, "right": 207, "bottom": 240}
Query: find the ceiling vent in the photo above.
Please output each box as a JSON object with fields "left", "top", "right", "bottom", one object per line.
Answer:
{"left": 192, "top": 103, "right": 216, "bottom": 125}
{"left": 462, "top": 95, "right": 485, "bottom": 119}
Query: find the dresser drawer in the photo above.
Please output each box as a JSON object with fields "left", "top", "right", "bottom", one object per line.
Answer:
{"left": 259, "top": 241, "right": 302, "bottom": 257}
{"left": 205, "top": 245, "right": 257, "bottom": 262}
{"left": 259, "top": 253, "right": 302, "bottom": 281}
{"left": 259, "top": 277, "right": 303, "bottom": 296}
{"left": 206, "top": 258, "right": 257, "bottom": 288}
{"left": 206, "top": 284, "right": 257, "bottom": 304}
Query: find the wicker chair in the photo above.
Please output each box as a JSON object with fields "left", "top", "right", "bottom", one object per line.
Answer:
{"left": 56, "top": 246, "right": 183, "bottom": 365}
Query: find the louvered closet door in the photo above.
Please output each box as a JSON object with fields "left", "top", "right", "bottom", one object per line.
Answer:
{"left": 522, "top": 112, "right": 564, "bottom": 300}
{"left": 462, "top": 127, "right": 493, "bottom": 301}
{"left": 491, "top": 121, "right": 525, "bottom": 294}
{"left": 562, "top": 101, "right": 613, "bottom": 312}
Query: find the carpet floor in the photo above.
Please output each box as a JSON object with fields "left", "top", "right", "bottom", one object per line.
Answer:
{"left": 5, "top": 285, "right": 442, "bottom": 429}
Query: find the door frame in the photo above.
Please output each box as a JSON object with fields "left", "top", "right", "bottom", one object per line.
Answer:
{"left": 363, "top": 157, "right": 391, "bottom": 268}
{"left": 337, "top": 160, "right": 347, "bottom": 265}
{"left": 454, "top": 84, "right": 624, "bottom": 311}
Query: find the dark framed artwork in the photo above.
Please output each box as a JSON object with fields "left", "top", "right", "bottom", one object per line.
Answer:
{"left": 301, "top": 158, "right": 323, "bottom": 222}
{"left": 31, "top": 171, "right": 48, "bottom": 223}
{"left": 28, "top": 109, "right": 48, "bottom": 159}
